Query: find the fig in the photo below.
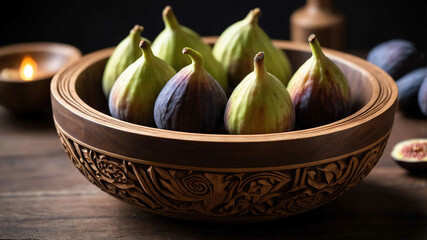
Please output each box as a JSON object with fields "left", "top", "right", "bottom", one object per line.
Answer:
{"left": 213, "top": 8, "right": 292, "bottom": 88}
{"left": 154, "top": 47, "right": 227, "bottom": 133}
{"left": 287, "top": 34, "right": 351, "bottom": 129}
{"left": 367, "top": 39, "right": 424, "bottom": 80}
{"left": 391, "top": 139, "right": 427, "bottom": 172}
{"left": 224, "top": 52, "right": 294, "bottom": 134}
{"left": 151, "top": 6, "right": 228, "bottom": 92}
{"left": 109, "top": 40, "right": 176, "bottom": 126}
{"left": 418, "top": 77, "right": 427, "bottom": 117}
{"left": 396, "top": 67, "right": 427, "bottom": 114}
{"left": 102, "top": 25, "right": 148, "bottom": 97}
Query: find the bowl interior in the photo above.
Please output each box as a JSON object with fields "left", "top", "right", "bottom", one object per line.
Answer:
{"left": 74, "top": 48, "right": 373, "bottom": 126}
{"left": 52, "top": 41, "right": 397, "bottom": 169}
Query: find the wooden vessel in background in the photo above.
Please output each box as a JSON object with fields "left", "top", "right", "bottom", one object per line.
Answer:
{"left": 290, "top": 0, "right": 346, "bottom": 50}
{"left": 50, "top": 37, "right": 397, "bottom": 222}
{"left": 0, "top": 42, "right": 81, "bottom": 113}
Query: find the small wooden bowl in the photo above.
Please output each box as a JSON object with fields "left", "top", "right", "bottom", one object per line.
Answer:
{"left": 51, "top": 37, "right": 397, "bottom": 222}
{"left": 0, "top": 42, "right": 81, "bottom": 113}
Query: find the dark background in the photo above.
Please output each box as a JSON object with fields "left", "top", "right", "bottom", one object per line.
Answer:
{"left": 1, "top": 0, "right": 426, "bottom": 55}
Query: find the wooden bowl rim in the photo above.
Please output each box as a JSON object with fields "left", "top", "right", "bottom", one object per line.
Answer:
{"left": 0, "top": 42, "right": 82, "bottom": 82}
{"left": 51, "top": 38, "right": 397, "bottom": 143}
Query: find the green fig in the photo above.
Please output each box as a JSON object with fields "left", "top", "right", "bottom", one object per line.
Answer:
{"left": 154, "top": 47, "right": 227, "bottom": 133}
{"left": 224, "top": 52, "right": 295, "bottom": 134}
{"left": 151, "top": 6, "right": 228, "bottom": 92}
{"left": 287, "top": 34, "right": 351, "bottom": 129}
{"left": 102, "top": 25, "right": 148, "bottom": 98}
{"left": 109, "top": 40, "right": 176, "bottom": 126}
{"left": 213, "top": 8, "right": 292, "bottom": 89}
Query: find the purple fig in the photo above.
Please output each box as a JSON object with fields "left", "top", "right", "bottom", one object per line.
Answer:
{"left": 396, "top": 67, "right": 427, "bottom": 115}
{"left": 287, "top": 34, "right": 351, "bottom": 129}
{"left": 367, "top": 39, "right": 424, "bottom": 80}
{"left": 154, "top": 47, "right": 227, "bottom": 133}
{"left": 224, "top": 52, "right": 295, "bottom": 134}
{"left": 109, "top": 40, "right": 176, "bottom": 126}
{"left": 417, "top": 77, "right": 427, "bottom": 117}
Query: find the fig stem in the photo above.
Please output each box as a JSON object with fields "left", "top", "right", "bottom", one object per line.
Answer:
{"left": 139, "top": 40, "right": 154, "bottom": 59}
{"left": 183, "top": 47, "right": 204, "bottom": 71}
{"left": 308, "top": 34, "right": 326, "bottom": 59}
{"left": 163, "top": 6, "right": 180, "bottom": 30}
{"left": 130, "top": 25, "right": 143, "bottom": 41}
{"left": 254, "top": 52, "right": 266, "bottom": 77}
{"left": 245, "top": 8, "right": 261, "bottom": 25}
{"left": 131, "top": 25, "right": 144, "bottom": 34}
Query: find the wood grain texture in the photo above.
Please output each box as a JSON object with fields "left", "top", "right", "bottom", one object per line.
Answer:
{"left": 0, "top": 108, "right": 426, "bottom": 239}
{"left": 55, "top": 124, "right": 389, "bottom": 221}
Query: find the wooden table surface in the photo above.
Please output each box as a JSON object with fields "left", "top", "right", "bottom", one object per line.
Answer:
{"left": 0, "top": 105, "right": 426, "bottom": 239}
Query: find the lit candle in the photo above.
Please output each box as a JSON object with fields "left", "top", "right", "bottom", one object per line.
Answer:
{"left": 0, "top": 42, "right": 81, "bottom": 113}
{"left": 0, "top": 55, "right": 38, "bottom": 81}
{"left": 20, "top": 56, "right": 37, "bottom": 80}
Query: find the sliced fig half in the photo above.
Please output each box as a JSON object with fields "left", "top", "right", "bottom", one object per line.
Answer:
{"left": 391, "top": 139, "right": 427, "bottom": 172}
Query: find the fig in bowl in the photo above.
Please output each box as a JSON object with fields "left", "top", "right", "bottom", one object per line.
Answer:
{"left": 51, "top": 37, "right": 397, "bottom": 222}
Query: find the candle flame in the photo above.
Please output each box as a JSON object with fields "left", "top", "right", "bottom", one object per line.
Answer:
{"left": 20, "top": 56, "right": 37, "bottom": 80}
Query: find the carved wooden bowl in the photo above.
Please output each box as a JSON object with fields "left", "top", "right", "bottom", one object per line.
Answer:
{"left": 51, "top": 38, "right": 397, "bottom": 222}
